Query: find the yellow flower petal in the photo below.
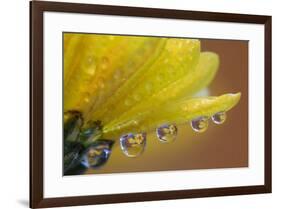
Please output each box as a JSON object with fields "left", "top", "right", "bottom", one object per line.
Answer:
{"left": 92, "top": 38, "right": 201, "bottom": 124}
{"left": 105, "top": 51, "right": 219, "bottom": 134}
{"left": 103, "top": 93, "right": 241, "bottom": 138}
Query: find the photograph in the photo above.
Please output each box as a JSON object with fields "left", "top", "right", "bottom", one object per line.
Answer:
{"left": 63, "top": 33, "right": 248, "bottom": 176}
{"left": 29, "top": 1, "right": 271, "bottom": 207}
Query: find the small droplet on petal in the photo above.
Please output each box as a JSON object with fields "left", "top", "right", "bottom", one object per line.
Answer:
{"left": 113, "top": 69, "right": 122, "bottom": 80}
{"left": 132, "top": 120, "right": 139, "bottom": 126}
{"left": 101, "top": 57, "right": 109, "bottom": 69}
{"left": 190, "top": 116, "right": 209, "bottom": 133}
{"left": 120, "top": 133, "right": 146, "bottom": 157}
{"left": 81, "top": 140, "right": 114, "bottom": 169}
{"left": 98, "top": 77, "right": 105, "bottom": 89}
{"left": 133, "top": 94, "right": 141, "bottom": 101}
{"left": 124, "top": 99, "right": 132, "bottom": 106}
{"left": 211, "top": 111, "right": 227, "bottom": 124}
{"left": 156, "top": 73, "right": 164, "bottom": 81}
{"left": 84, "top": 95, "right": 90, "bottom": 103}
{"left": 156, "top": 124, "right": 177, "bottom": 143}
{"left": 145, "top": 82, "right": 152, "bottom": 92}
{"left": 84, "top": 56, "right": 97, "bottom": 75}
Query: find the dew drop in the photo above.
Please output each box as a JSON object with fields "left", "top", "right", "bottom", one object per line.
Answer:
{"left": 145, "top": 82, "right": 152, "bottom": 92}
{"left": 87, "top": 56, "right": 94, "bottom": 63}
{"left": 132, "top": 120, "right": 139, "bottom": 126}
{"left": 124, "top": 98, "right": 132, "bottom": 106}
{"left": 81, "top": 140, "right": 114, "bottom": 169}
{"left": 108, "top": 36, "right": 115, "bottom": 40}
{"left": 190, "top": 116, "right": 209, "bottom": 133}
{"left": 98, "top": 77, "right": 105, "bottom": 89}
{"left": 101, "top": 57, "right": 109, "bottom": 69}
{"left": 113, "top": 69, "right": 122, "bottom": 80}
{"left": 133, "top": 94, "right": 141, "bottom": 102}
{"left": 156, "top": 73, "right": 165, "bottom": 81}
{"left": 84, "top": 56, "right": 97, "bottom": 75}
{"left": 211, "top": 111, "right": 227, "bottom": 124}
{"left": 156, "top": 124, "right": 177, "bottom": 143}
{"left": 86, "top": 67, "right": 96, "bottom": 76}
{"left": 84, "top": 96, "right": 90, "bottom": 103}
{"left": 120, "top": 133, "right": 146, "bottom": 157}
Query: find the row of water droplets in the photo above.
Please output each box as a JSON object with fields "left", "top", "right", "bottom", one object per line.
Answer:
{"left": 63, "top": 111, "right": 226, "bottom": 172}
{"left": 120, "top": 111, "right": 227, "bottom": 157}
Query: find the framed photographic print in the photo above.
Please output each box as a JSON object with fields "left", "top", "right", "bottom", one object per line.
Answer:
{"left": 30, "top": 0, "right": 272, "bottom": 208}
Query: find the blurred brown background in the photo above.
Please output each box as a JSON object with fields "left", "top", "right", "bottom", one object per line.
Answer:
{"left": 84, "top": 38, "right": 249, "bottom": 175}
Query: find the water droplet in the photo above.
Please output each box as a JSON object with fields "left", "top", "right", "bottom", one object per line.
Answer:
{"left": 132, "top": 120, "right": 139, "bottom": 126}
{"left": 190, "top": 116, "right": 209, "bottom": 133}
{"left": 101, "top": 57, "right": 109, "bottom": 69}
{"left": 86, "top": 67, "right": 96, "bottom": 75}
{"left": 145, "top": 82, "right": 152, "bottom": 92}
{"left": 113, "top": 69, "right": 122, "bottom": 80}
{"left": 156, "top": 124, "right": 177, "bottom": 143}
{"left": 64, "top": 111, "right": 83, "bottom": 142}
{"left": 84, "top": 56, "right": 97, "bottom": 75}
{"left": 156, "top": 73, "right": 165, "bottom": 81}
{"left": 211, "top": 111, "right": 227, "bottom": 124}
{"left": 81, "top": 140, "right": 114, "bottom": 169}
{"left": 98, "top": 77, "right": 105, "bottom": 89}
{"left": 133, "top": 94, "right": 141, "bottom": 101}
{"left": 124, "top": 98, "right": 132, "bottom": 106}
{"left": 84, "top": 96, "right": 90, "bottom": 103}
{"left": 120, "top": 133, "right": 146, "bottom": 157}
{"left": 87, "top": 56, "right": 94, "bottom": 63}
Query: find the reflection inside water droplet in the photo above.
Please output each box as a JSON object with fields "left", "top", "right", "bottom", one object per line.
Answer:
{"left": 156, "top": 124, "right": 177, "bottom": 143}
{"left": 211, "top": 111, "right": 227, "bottom": 124}
{"left": 81, "top": 140, "right": 114, "bottom": 169}
{"left": 190, "top": 116, "right": 209, "bottom": 133}
{"left": 120, "top": 133, "right": 146, "bottom": 157}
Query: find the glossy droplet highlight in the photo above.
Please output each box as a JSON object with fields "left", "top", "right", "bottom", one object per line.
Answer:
{"left": 100, "top": 56, "right": 109, "bottom": 69}
{"left": 190, "top": 116, "right": 209, "bottom": 133}
{"left": 85, "top": 56, "right": 96, "bottom": 75}
{"left": 81, "top": 140, "right": 114, "bottom": 169}
{"left": 211, "top": 111, "right": 227, "bottom": 124}
{"left": 120, "top": 133, "right": 146, "bottom": 157}
{"left": 156, "top": 124, "right": 177, "bottom": 143}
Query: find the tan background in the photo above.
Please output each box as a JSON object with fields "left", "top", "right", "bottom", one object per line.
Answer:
{"left": 83, "top": 38, "right": 249, "bottom": 175}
